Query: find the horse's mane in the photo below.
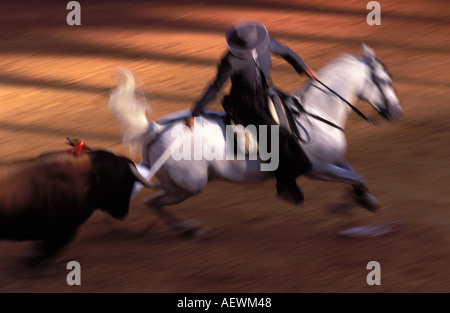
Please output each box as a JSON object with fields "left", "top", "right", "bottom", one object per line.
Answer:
{"left": 315, "top": 53, "right": 363, "bottom": 78}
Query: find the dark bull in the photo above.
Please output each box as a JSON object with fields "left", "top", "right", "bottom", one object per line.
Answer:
{"left": 0, "top": 148, "right": 154, "bottom": 260}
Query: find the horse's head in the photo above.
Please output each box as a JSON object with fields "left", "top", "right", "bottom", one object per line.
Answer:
{"left": 359, "top": 43, "right": 403, "bottom": 122}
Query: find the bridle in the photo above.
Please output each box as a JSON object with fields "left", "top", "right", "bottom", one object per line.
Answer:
{"left": 295, "top": 57, "right": 392, "bottom": 133}
{"left": 361, "top": 57, "right": 392, "bottom": 118}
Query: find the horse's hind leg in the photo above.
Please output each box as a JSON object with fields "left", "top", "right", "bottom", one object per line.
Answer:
{"left": 144, "top": 189, "right": 204, "bottom": 236}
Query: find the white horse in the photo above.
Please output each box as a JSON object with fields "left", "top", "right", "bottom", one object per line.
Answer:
{"left": 108, "top": 43, "right": 402, "bottom": 234}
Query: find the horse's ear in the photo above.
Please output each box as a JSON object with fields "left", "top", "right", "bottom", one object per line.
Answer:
{"left": 361, "top": 43, "right": 376, "bottom": 62}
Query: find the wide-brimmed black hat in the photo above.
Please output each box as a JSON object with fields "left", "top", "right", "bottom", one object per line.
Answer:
{"left": 225, "top": 20, "right": 269, "bottom": 59}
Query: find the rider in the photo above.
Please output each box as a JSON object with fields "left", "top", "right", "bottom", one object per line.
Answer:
{"left": 185, "top": 20, "right": 318, "bottom": 205}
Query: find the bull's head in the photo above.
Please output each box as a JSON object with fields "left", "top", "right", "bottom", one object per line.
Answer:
{"left": 88, "top": 150, "right": 155, "bottom": 219}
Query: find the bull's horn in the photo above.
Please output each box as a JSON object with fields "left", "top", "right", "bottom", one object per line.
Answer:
{"left": 128, "top": 163, "right": 161, "bottom": 189}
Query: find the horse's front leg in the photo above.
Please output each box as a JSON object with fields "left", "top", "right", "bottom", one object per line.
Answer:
{"left": 337, "top": 161, "right": 380, "bottom": 212}
{"left": 308, "top": 160, "right": 380, "bottom": 211}
{"left": 351, "top": 183, "right": 380, "bottom": 212}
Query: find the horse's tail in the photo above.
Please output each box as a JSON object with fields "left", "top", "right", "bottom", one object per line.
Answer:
{"left": 108, "top": 68, "right": 160, "bottom": 153}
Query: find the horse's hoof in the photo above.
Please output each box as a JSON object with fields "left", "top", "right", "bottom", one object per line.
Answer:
{"left": 175, "top": 220, "right": 204, "bottom": 238}
{"left": 185, "top": 226, "right": 208, "bottom": 238}
{"left": 330, "top": 201, "right": 355, "bottom": 215}
{"left": 355, "top": 193, "right": 380, "bottom": 212}
{"left": 179, "top": 227, "right": 206, "bottom": 238}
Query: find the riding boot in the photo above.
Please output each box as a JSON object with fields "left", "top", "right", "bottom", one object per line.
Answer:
{"left": 275, "top": 170, "right": 304, "bottom": 205}
{"left": 274, "top": 134, "right": 312, "bottom": 205}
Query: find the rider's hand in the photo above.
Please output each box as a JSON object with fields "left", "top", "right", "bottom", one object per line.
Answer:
{"left": 305, "top": 68, "right": 318, "bottom": 80}
{"left": 185, "top": 115, "right": 194, "bottom": 130}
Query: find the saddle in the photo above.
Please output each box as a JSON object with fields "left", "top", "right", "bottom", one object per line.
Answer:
{"left": 267, "top": 87, "right": 303, "bottom": 140}
{"left": 225, "top": 88, "right": 305, "bottom": 156}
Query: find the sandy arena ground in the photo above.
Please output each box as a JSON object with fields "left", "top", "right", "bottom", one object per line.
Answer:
{"left": 0, "top": 0, "right": 449, "bottom": 293}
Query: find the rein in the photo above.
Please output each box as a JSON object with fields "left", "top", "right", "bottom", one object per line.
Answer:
{"left": 293, "top": 74, "right": 380, "bottom": 133}
{"left": 313, "top": 78, "right": 376, "bottom": 125}
{"left": 304, "top": 111, "right": 344, "bottom": 132}
{"left": 290, "top": 95, "right": 343, "bottom": 132}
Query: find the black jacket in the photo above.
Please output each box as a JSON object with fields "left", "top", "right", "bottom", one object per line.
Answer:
{"left": 191, "top": 36, "right": 308, "bottom": 118}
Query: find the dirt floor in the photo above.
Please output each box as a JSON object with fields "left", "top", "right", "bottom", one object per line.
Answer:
{"left": 0, "top": 0, "right": 449, "bottom": 293}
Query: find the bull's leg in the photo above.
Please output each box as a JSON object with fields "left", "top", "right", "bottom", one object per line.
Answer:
{"left": 26, "top": 228, "right": 78, "bottom": 266}
{"left": 39, "top": 228, "right": 78, "bottom": 257}
{"left": 144, "top": 190, "right": 204, "bottom": 236}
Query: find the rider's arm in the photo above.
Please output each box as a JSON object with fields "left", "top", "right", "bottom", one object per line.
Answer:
{"left": 191, "top": 53, "right": 233, "bottom": 117}
{"left": 269, "top": 36, "right": 317, "bottom": 79}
